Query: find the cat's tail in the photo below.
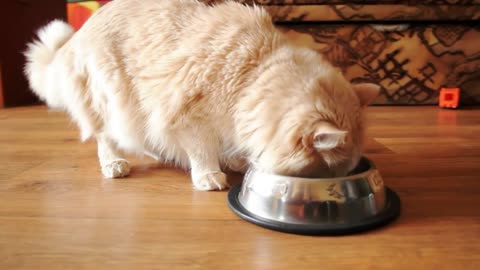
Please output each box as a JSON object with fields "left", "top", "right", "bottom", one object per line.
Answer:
{"left": 24, "top": 20, "right": 74, "bottom": 101}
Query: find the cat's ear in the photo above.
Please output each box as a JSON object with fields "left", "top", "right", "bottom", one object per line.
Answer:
{"left": 353, "top": 83, "right": 380, "bottom": 107}
{"left": 307, "top": 122, "right": 347, "bottom": 151}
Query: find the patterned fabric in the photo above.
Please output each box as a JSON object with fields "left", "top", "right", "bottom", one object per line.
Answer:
{"left": 264, "top": 4, "right": 480, "bottom": 22}
{"left": 280, "top": 24, "right": 480, "bottom": 105}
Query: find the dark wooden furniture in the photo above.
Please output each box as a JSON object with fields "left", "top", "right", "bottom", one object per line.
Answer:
{"left": 0, "top": 0, "right": 66, "bottom": 107}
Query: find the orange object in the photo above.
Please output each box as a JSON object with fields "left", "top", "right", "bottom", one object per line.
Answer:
{"left": 67, "top": 1, "right": 112, "bottom": 31}
{"left": 67, "top": 3, "right": 94, "bottom": 31}
{"left": 439, "top": 88, "right": 460, "bottom": 109}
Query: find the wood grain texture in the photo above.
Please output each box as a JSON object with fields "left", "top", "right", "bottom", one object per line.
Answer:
{"left": 0, "top": 106, "right": 479, "bottom": 270}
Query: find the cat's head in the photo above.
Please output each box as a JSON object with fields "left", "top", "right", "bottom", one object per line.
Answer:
{"left": 237, "top": 50, "right": 379, "bottom": 178}
{"left": 261, "top": 82, "right": 378, "bottom": 178}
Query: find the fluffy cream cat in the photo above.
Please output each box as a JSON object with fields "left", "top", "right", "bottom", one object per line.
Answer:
{"left": 25, "top": 0, "right": 379, "bottom": 191}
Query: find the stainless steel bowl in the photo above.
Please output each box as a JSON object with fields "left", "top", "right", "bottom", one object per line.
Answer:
{"left": 228, "top": 157, "right": 400, "bottom": 235}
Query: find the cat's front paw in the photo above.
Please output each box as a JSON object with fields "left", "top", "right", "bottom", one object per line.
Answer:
{"left": 101, "top": 159, "right": 131, "bottom": 178}
{"left": 193, "top": 171, "right": 229, "bottom": 191}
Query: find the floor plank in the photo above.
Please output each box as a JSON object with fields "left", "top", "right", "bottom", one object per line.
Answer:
{"left": 0, "top": 106, "right": 479, "bottom": 270}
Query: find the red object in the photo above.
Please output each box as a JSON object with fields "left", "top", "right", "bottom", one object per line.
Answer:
{"left": 67, "top": 4, "right": 93, "bottom": 31}
{"left": 439, "top": 88, "right": 460, "bottom": 109}
{"left": 67, "top": 1, "right": 112, "bottom": 31}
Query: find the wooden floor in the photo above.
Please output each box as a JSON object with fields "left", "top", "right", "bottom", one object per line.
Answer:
{"left": 0, "top": 106, "right": 479, "bottom": 270}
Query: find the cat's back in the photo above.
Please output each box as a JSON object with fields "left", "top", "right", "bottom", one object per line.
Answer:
{"left": 69, "top": 0, "right": 277, "bottom": 69}
{"left": 70, "top": 0, "right": 203, "bottom": 48}
{"left": 74, "top": 0, "right": 274, "bottom": 47}
{"left": 64, "top": 0, "right": 281, "bottom": 117}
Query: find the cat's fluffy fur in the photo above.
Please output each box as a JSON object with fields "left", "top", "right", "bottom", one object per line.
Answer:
{"left": 24, "top": 0, "right": 379, "bottom": 190}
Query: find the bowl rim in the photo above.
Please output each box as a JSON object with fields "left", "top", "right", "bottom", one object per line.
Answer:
{"left": 246, "top": 156, "right": 377, "bottom": 182}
